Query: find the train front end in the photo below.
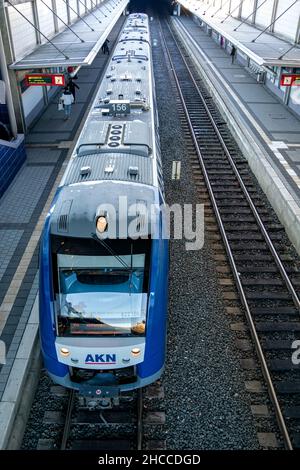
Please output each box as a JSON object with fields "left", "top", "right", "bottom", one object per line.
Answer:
{"left": 39, "top": 182, "right": 168, "bottom": 403}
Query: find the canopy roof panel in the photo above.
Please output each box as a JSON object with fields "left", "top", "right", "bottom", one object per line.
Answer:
{"left": 178, "top": 0, "right": 300, "bottom": 68}
{"left": 9, "top": 0, "right": 129, "bottom": 69}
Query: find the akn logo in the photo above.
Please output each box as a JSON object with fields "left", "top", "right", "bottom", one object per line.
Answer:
{"left": 85, "top": 354, "right": 116, "bottom": 364}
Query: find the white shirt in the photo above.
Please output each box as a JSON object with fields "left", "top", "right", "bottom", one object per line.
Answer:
{"left": 62, "top": 93, "right": 73, "bottom": 105}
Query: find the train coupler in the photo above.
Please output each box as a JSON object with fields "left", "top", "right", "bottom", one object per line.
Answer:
{"left": 78, "top": 385, "right": 120, "bottom": 409}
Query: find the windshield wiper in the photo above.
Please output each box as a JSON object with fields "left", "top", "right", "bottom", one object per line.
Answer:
{"left": 91, "top": 234, "right": 132, "bottom": 272}
{"left": 129, "top": 242, "right": 133, "bottom": 296}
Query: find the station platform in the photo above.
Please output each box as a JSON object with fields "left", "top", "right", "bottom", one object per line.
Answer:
{"left": 0, "top": 17, "right": 124, "bottom": 449}
{"left": 177, "top": 0, "right": 300, "bottom": 67}
{"left": 172, "top": 15, "right": 300, "bottom": 255}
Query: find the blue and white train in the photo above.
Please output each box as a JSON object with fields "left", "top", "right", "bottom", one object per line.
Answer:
{"left": 39, "top": 13, "right": 169, "bottom": 403}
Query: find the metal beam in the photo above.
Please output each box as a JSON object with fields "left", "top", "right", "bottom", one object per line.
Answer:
{"left": 237, "top": 0, "right": 243, "bottom": 18}
{"left": 39, "top": 0, "right": 85, "bottom": 41}
{"left": 295, "top": 5, "right": 300, "bottom": 43}
{"left": 86, "top": 0, "right": 103, "bottom": 22}
{"left": 270, "top": 0, "right": 279, "bottom": 33}
{"left": 211, "top": 0, "right": 230, "bottom": 17}
{"left": 51, "top": 0, "right": 59, "bottom": 32}
{"left": 66, "top": 0, "right": 71, "bottom": 24}
{"left": 0, "top": 31, "right": 19, "bottom": 136}
{"left": 32, "top": 0, "right": 41, "bottom": 44}
{"left": 0, "top": 0, "right": 23, "bottom": 135}
{"left": 221, "top": 0, "right": 245, "bottom": 23}
{"left": 252, "top": 0, "right": 299, "bottom": 42}
{"left": 277, "top": 42, "right": 299, "bottom": 60}
{"left": 102, "top": 0, "right": 112, "bottom": 15}
{"left": 199, "top": 2, "right": 214, "bottom": 15}
{"left": 70, "top": 0, "right": 97, "bottom": 27}
{"left": 97, "top": 0, "right": 108, "bottom": 17}
{"left": 234, "top": 0, "right": 268, "bottom": 31}
{"left": 8, "top": 0, "right": 129, "bottom": 69}
{"left": 6, "top": 0, "right": 70, "bottom": 57}
{"left": 252, "top": 0, "right": 258, "bottom": 23}
{"left": 4, "top": 0, "right": 16, "bottom": 59}
{"left": 76, "top": 0, "right": 80, "bottom": 18}
{"left": 4, "top": 0, "right": 32, "bottom": 5}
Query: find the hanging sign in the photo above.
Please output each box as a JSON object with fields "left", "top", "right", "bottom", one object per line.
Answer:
{"left": 25, "top": 74, "right": 65, "bottom": 87}
{"left": 280, "top": 74, "right": 300, "bottom": 87}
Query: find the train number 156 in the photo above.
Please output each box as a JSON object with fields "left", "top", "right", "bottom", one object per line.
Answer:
{"left": 110, "top": 102, "right": 130, "bottom": 115}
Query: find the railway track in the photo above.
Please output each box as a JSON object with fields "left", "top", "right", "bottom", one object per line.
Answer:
{"left": 60, "top": 389, "right": 144, "bottom": 450}
{"left": 157, "top": 17, "right": 300, "bottom": 449}
{"left": 34, "top": 382, "right": 165, "bottom": 450}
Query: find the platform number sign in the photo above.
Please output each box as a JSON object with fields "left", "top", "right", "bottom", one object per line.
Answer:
{"left": 280, "top": 74, "right": 300, "bottom": 87}
{"left": 108, "top": 100, "right": 130, "bottom": 116}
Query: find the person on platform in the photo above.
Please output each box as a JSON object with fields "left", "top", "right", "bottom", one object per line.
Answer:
{"left": 68, "top": 79, "right": 80, "bottom": 104}
{"left": 61, "top": 86, "right": 73, "bottom": 120}
{"left": 101, "top": 38, "right": 110, "bottom": 55}
{"left": 230, "top": 45, "right": 237, "bottom": 64}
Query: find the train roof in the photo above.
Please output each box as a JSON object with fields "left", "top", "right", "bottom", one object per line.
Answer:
{"left": 49, "top": 14, "right": 160, "bottom": 239}
{"left": 50, "top": 181, "right": 157, "bottom": 238}
{"left": 59, "top": 13, "right": 157, "bottom": 190}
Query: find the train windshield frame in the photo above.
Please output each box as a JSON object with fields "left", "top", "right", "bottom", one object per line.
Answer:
{"left": 51, "top": 236, "right": 151, "bottom": 337}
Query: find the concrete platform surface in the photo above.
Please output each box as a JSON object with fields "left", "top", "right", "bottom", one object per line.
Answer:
{"left": 0, "top": 17, "right": 124, "bottom": 449}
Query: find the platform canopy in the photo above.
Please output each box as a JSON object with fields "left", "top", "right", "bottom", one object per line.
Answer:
{"left": 9, "top": 0, "right": 129, "bottom": 70}
{"left": 178, "top": 0, "right": 300, "bottom": 68}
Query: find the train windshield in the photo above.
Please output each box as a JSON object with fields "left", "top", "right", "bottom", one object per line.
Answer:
{"left": 52, "top": 237, "right": 150, "bottom": 337}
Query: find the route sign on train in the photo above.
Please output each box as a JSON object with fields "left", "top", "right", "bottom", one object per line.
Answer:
{"left": 25, "top": 74, "right": 65, "bottom": 87}
{"left": 280, "top": 74, "right": 300, "bottom": 87}
{"left": 108, "top": 100, "right": 131, "bottom": 116}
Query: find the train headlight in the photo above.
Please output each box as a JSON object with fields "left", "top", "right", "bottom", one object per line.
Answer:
{"left": 131, "top": 348, "right": 141, "bottom": 357}
{"left": 60, "top": 347, "right": 70, "bottom": 357}
{"left": 97, "top": 216, "right": 108, "bottom": 233}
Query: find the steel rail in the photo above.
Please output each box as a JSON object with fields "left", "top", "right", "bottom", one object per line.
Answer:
{"left": 137, "top": 388, "right": 143, "bottom": 450}
{"left": 158, "top": 19, "right": 294, "bottom": 450}
{"left": 168, "top": 20, "right": 300, "bottom": 313}
{"left": 61, "top": 389, "right": 76, "bottom": 450}
{"left": 60, "top": 388, "right": 143, "bottom": 450}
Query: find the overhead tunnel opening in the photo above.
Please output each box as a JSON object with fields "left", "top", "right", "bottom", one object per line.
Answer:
{"left": 128, "top": 0, "right": 174, "bottom": 16}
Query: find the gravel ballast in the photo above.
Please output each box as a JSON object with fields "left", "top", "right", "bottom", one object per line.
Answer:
{"left": 23, "top": 16, "right": 260, "bottom": 451}
{"left": 151, "top": 18, "right": 259, "bottom": 450}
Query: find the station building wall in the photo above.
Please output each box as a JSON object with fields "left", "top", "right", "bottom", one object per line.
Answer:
{"left": 0, "top": 102, "right": 9, "bottom": 126}
{"left": 188, "top": 1, "right": 300, "bottom": 118}
{"left": 0, "top": 71, "right": 26, "bottom": 199}
{"left": 0, "top": 71, "right": 9, "bottom": 125}
{"left": 191, "top": 0, "right": 300, "bottom": 44}
{"left": 0, "top": 135, "right": 26, "bottom": 198}
{"left": 0, "top": 0, "right": 119, "bottom": 199}
{"left": 6, "top": 0, "right": 105, "bottom": 127}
